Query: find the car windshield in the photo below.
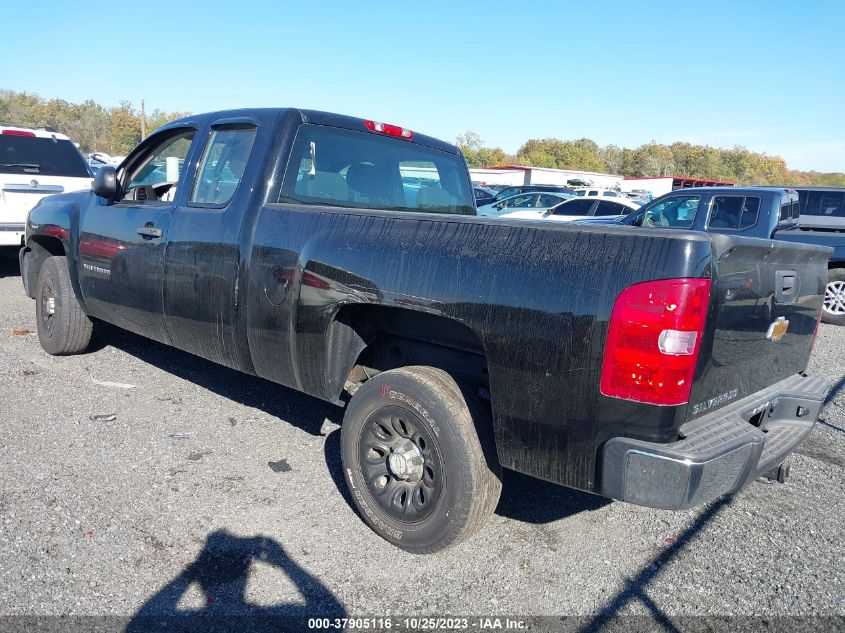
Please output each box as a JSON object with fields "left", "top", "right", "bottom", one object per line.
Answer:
{"left": 638, "top": 195, "right": 701, "bottom": 228}
{"left": 0, "top": 135, "right": 90, "bottom": 177}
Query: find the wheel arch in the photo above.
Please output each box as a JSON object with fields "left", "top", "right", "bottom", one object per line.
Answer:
{"left": 325, "top": 304, "right": 492, "bottom": 411}
{"left": 21, "top": 236, "right": 66, "bottom": 299}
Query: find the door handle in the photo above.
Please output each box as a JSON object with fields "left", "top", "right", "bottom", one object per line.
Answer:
{"left": 137, "top": 225, "right": 163, "bottom": 239}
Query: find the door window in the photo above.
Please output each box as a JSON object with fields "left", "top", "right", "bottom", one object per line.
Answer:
{"left": 190, "top": 126, "right": 257, "bottom": 206}
{"left": 708, "top": 196, "right": 760, "bottom": 231}
{"left": 538, "top": 194, "right": 564, "bottom": 207}
{"left": 123, "top": 130, "right": 195, "bottom": 202}
{"left": 595, "top": 200, "right": 625, "bottom": 216}
{"left": 551, "top": 199, "right": 594, "bottom": 215}
{"left": 641, "top": 195, "right": 701, "bottom": 228}
{"left": 501, "top": 193, "right": 536, "bottom": 208}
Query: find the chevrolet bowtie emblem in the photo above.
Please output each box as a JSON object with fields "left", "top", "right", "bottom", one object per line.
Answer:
{"left": 766, "top": 316, "right": 789, "bottom": 342}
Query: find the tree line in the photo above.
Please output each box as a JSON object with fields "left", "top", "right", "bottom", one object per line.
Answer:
{"left": 0, "top": 89, "right": 189, "bottom": 156}
{"left": 1, "top": 89, "right": 841, "bottom": 186}
{"left": 457, "top": 132, "right": 845, "bottom": 187}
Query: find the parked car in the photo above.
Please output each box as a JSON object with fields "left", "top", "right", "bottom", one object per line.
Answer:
{"left": 789, "top": 187, "right": 845, "bottom": 230}
{"left": 611, "top": 187, "right": 844, "bottom": 325}
{"left": 477, "top": 191, "right": 573, "bottom": 217}
{"left": 472, "top": 185, "right": 497, "bottom": 207}
{"left": 20, "top": 109, "right": 830, "bottom": 554}
{"left": 492, "top": 184, "right": 575, "bottom": 202}
{"left": 573, "top": 187, "right": 624, "bottom": 199}
{"left": 551, "top": 197, "right": 641, "bottom": 220}
{"left": 0, "top": 126, "right": 92, "bottom": 250}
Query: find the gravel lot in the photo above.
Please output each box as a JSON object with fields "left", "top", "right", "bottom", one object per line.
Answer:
{"left": 0, "top": 249, "right": 843, "bottom": 629}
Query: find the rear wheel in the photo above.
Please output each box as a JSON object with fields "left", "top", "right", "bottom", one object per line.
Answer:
{"left": 35, "top": 256, "right": 93, "bottom": 355}
{"left": 340, "top": 366, "right": 502, "bottom": 554}
{"left": 822, "top": 268, "right": 845, "bottom": 326}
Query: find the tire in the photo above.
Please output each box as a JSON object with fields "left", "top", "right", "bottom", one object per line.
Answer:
{"left": 340, "top": 366, "right": 502, "bottom": 554}
{"left": 35, "top": 256, "right": 93, "bottom": 355}
{"left": 822, "top": 268, "right": 845, "bottom": 326}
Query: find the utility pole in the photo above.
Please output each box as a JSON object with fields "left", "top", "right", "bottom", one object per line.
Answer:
{"left": 140, "top": 96, "right": 146, "bottom": 140}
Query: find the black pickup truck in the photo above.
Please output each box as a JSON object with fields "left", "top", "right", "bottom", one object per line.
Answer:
{"left": 595, "top": 187, "right": 845, "bottom": 324}
{"left": 19, "top": 109, "right": 831, "bottom": 553}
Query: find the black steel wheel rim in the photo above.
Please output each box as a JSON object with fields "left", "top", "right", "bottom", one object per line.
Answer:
{"left": 358, "top": 405, "right": 444, "bottom": 523}
{"left": 40, "top": 275, "right": 56, "bottom": 337}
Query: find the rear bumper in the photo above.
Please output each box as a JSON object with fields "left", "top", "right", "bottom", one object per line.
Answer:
{"left": 599, "top": 373, "right": 828, "bottom": 510}
{"left": 0, "top": 223, "right": 25, "bottom": 246}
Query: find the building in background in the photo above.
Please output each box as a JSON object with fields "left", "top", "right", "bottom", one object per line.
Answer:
{"left": 621, "top": 176, "right": 734, "bottom": 198}
{"left": 470, "top": 166, "right": 734, "bottom": 197}
{"left": 469, "top": 165, "right": 622, "bottom": 189}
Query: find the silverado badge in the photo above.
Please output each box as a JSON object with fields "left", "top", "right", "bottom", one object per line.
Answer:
{"left": 766, "top": 316, "right": 789, "bottom": 342}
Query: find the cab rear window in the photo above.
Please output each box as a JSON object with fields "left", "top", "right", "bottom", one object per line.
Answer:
{"left": 279, "top": 124, "right": 474, "bottom": 215}
{"left": 0, "top": 136, "right": 90, "bottom": 177}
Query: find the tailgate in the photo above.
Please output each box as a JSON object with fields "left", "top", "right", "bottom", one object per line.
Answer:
{"left": 1, "top": 176, "right": 86, "bottom": 224}
{"left": 686, "top": 235, "right": 830, "bottom": 420}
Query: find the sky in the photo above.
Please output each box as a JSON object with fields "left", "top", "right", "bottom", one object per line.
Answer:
{"left": 2, "top": 0, "right": 844, "bottom": 172}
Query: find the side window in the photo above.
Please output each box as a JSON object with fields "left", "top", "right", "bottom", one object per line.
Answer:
{"left": 587, "top": 190, "right": 598, "bottom": 196}
{"left": 739, "top": 197, "right": 760, "bottom": 229}
{"left": 552, "top": 199, "right": 594, "bottom": 216}
{"left": 502, "top": 193, "right": 535, "bottom": 208}
{"left": 641, "top": 195, "right": 701, "bottom": 228}
{"left": 190, "top": 126, "right": 257, "bottom": 206}
{"left": 779, "top": 200, "right": 790, "bottom": 221}
{"left": 279, "top": 124, "right": 474, "bottom": 215}
{"left": 804, "top": 191, "right": 822, "bottom": 215}
{"left": 595, "top": 200, "right": 624, "bottom": 216}
{"left": 819, "top": 192, "right": 844, "bottom": 217}
{"left": 538, "top": 194, "right": 562, "bottom": 207}
{"left": 124, "top": 130, "right": 194, "bottom": 201}
{"left": 709, "top": 196, "right": 759, "bottom": 230}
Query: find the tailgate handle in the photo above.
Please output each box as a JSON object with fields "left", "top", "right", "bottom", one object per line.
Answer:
{"left": 137, "top": 224, "right": 163, "bottom": 239}
{"left": 775, "top": 270, "right": 797, "bottom": 303}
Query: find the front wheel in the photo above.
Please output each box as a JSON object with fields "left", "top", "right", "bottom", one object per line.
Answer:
{"left": 822, "top": 268, "right": 845, "bottom": 326}
{"left": 35, "top": 255, "right": 93, "bottom": 355}
{"left": 340, "top": 366, "right": 502, "bottom": 554}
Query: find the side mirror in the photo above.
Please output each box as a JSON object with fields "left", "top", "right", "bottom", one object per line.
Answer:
{"left": 92, "top": 165, "right": 117, "bottom": 199}
{"left": 633, "top": 213, "right": 644, "bottom": 227}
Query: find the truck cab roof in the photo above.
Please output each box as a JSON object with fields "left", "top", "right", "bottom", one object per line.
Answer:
{"left": 159, "top": 108, "right": 461, "bottom": 156}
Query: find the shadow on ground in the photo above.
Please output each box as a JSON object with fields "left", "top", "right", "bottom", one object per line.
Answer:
{"left": 127, "top": 529, "right": 345, "bottom": 632}
{"left": 102, "top": 323, "right": 343, "bottom": 437}
{"left": 579, "top": 496, "right": 733, "bottom": 633}
{"left": 323, "top": 428, "right": 610, "bottom": 527}
{"left": 0, "top": 249, "right": 20, "bottom": 278}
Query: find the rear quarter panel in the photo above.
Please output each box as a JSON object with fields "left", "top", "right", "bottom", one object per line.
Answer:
{"left": 246, "top": 208, "right": 713, "bottom": 491}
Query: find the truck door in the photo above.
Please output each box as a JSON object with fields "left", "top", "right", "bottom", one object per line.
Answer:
{"left": 78, "top": 126, "right": 199, "bottom": 343}
{"left": 162, "top": 120, "right": 258, "bottom": 369}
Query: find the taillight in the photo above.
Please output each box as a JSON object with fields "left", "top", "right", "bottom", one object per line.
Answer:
{"left": 44, "top": 225, "right": 68, "bottom": 240}
{"left": 2, "top": 129, "right": 36, "bottom": 137}
{"left": 364, "top": 119, "right": 413, "bottom": 139}
{"left": 271, "top": 268, "right": 331, "bottom": 290}
{"left": 301, "top": 271, "right": 331, "bottom": 290}
{"left": 601, "top": 278, "right": 711, "bottom": 406}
